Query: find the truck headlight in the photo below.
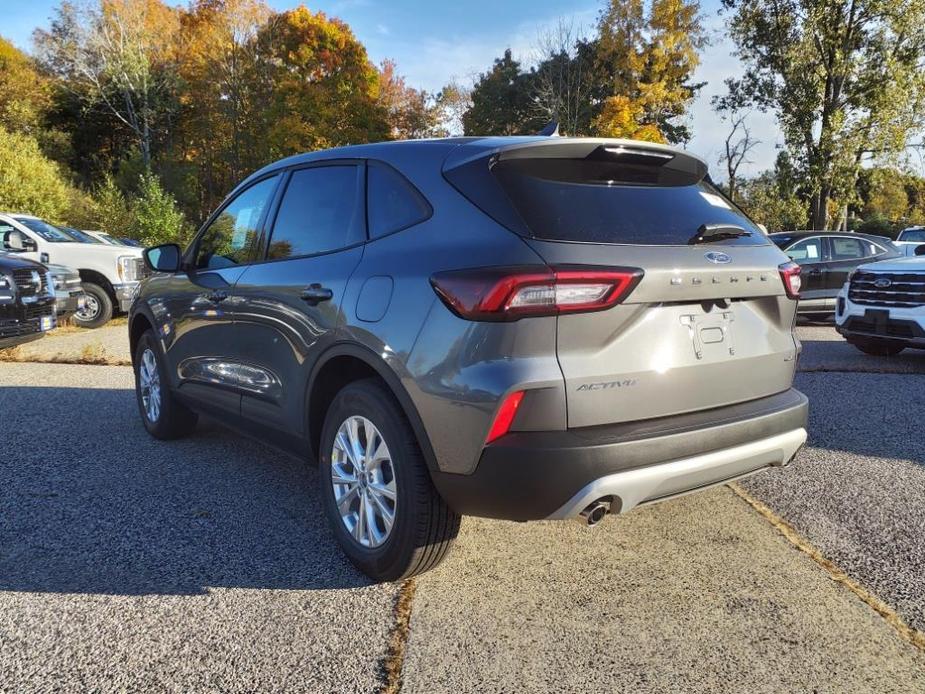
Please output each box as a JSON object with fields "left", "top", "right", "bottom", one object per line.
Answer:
{"left": 118, "top": 255, "right": 140, "bottom": 282}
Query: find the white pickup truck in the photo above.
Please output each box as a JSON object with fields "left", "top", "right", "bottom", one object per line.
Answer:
{"left": 0, "top": 213, "right": 145, "bottom": 328}
{"left": 836, "top": 254, "right": 925, "bottom": 355}
{"left": 893, "top": 226, "right": 925, "bottom": 256}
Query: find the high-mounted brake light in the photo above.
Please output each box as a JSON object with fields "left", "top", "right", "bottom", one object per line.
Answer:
{"left": 430, "top": 266, "right": 644, "bottom": 321}
{"left": 778, "top": 261, "right": 802, "bottom": 300}
{"left": 485, "top": 390, "right": 525, "bottom": 444}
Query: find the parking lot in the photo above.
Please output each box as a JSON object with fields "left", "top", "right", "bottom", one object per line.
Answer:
{"left": 2, "top": 325, "right": 925, "bottom": 692}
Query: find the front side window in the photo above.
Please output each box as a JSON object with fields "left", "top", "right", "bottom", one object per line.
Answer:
{"left": 786, "top": 238, "right": 824, "bottom": 263}
{"left": 195, "top": 176, "right": 278, "bottom": 269}
{"left": 13, "top": 217, "right": 74, "bottom": 243}
{"left": 266, "top": 165, "right": 362, "bottom": 260}
{"left": 367, "top": 162, "right": 431, "bottom": 238}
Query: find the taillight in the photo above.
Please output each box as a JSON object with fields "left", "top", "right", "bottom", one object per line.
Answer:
{"left": 485, "top": 390, "right": 525, "bottom": 444}
{"left": 430, "top": 265, "right": 643, "bottom": 321}
{"left": 779, "top": 262, "right": 802, "bottom": 300}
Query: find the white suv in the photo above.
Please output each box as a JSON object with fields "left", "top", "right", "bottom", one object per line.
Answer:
{"left": 0, "top": 213, "right": 145, "bottom": 328}
{"left": 836, "top": 254, "right": 925, "bottom": 355}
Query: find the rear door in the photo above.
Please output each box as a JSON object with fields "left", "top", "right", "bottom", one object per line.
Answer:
{"left": 783, "top": 236, "right": 829, "bottom": 304}
{"left": 232, "top": 162, "right": 365, "bottom": 439}
{"left": 447, "top": 141, "right": 799, "bottom": 428}
{"left": 825, "top": 235, "right": 889, "bottom": 293}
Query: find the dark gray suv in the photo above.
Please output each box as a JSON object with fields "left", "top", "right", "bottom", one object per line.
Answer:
{"left": 130, "top": 136, "right": 808, "bottom": 582}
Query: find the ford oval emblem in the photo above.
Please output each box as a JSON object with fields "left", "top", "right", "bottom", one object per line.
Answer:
{"left": 705, "top": 252, "right": 732, "bottom": 264}
{"left": 874, "top": 277, "right": 892, "bottom": 289}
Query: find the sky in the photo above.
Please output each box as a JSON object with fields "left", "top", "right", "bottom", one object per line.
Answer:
{"left": 1, "top": 0, "right": 784, "bottom": 178}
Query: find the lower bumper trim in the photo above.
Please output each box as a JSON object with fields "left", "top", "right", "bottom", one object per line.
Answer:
{"left": 546, "top": 428, "right": 807, "bottom": 519}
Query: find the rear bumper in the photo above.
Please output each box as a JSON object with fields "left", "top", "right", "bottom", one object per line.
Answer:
{"left": 431, "top": 388, "right": 808, "bottom": 521}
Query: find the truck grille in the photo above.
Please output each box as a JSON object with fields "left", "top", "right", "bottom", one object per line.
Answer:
{"left": 11, "top": 268, "right": 49, "bottom": 297}
{"left": 848, "top": 271, "right": 925, "bottom": 308}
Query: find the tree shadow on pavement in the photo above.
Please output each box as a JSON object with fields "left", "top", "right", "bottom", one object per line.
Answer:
{"left": 0, "top": 385, "right": 372, "bottom": 595}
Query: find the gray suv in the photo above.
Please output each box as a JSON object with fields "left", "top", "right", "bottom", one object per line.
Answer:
{"left": 130, "top": 136, "right": 809, "bottom": 582}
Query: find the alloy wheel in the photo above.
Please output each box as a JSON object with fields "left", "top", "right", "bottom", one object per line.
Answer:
{"left": 331, "top": 416, "right": 397, "bottom": 548}
{"left": 139, "top": 348, "right": 161, "bottom": 423}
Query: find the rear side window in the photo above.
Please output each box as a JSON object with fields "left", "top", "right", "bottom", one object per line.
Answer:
{"left": 367, "top": 162, "right": 431, "bottom": 238}
{"left": 267, "top": 165, "right": 363, "bottom": 260}
{"left": 491, "top": 158, "right": 766, "bottom": 246}
{"left": 831, "top": 236, "right": 878, "bottom": 260}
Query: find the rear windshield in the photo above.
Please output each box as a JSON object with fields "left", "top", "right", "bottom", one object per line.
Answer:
{"left": 492, "top": 158, "right": 766, "bottom": 246}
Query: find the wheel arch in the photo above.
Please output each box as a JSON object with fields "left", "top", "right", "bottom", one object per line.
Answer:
{"left": 306, "top": 343, "right": 439, "bottom": 473}
{"left": 128, "top": 306, "right": 156, "bottom": 364}
{"left": 77, "top": 269, "right": 116, "bottom": 302}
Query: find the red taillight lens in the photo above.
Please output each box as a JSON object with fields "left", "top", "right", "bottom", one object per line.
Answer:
{"left": 779, "top": 261, "right": 802, "bottom": 300}
{"left": 430, "top": 265, "right": 643, "bottom": 321}
{"left": 485, "top": 390, "right": 525, "bottom": 444}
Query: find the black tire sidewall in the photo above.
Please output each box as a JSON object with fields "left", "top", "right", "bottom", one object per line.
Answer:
{"left": 74, "top": 283, "right": 113, "bottom": 328}
{"left": 134, "top": 330, "right": 190, "bottom": 438}
{"left": 318, "top": 381, "right": 421, "bottom": 580}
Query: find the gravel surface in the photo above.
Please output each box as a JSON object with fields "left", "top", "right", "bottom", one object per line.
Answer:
{"left": 0, "top": 363, "right": 397, "bottom": 692}
{"left": 403, "top": 489, "right": 925, "bottom": 693}
{"left": 742, "top": 371, "right": 925, "bottom": 634}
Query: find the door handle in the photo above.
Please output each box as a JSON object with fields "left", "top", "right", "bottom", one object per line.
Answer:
{"left": 808, "top": 268, "right": 823, "bottom": 276}
{"left": 300, "top": 284, "right": 334, "bottom": 306}
{"left": 206, "top": 289, "right": 228, "bottom": 303}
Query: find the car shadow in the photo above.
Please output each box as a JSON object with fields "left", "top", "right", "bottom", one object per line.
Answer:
{"left": 0, "top": 385, "right": 372, "bottom": 596}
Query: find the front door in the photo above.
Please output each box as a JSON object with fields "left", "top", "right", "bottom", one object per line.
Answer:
{"left": 233, "top": 163, "right": 366, "bottom": 439}
{"left": 162, "top": 175, "right": 280, "bottom": 415}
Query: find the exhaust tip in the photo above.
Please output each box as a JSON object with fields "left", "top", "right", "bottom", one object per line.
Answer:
{"left": 578, "top": 500, "right": 610, "bottom": 527}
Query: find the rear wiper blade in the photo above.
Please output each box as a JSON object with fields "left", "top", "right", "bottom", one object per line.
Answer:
{"left": 689, "top": 223, "right": 751, "bottom": 245}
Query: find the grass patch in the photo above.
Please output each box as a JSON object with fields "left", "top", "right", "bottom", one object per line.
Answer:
{"left": 379, "top": 579, "right": 417, "bottom": 694}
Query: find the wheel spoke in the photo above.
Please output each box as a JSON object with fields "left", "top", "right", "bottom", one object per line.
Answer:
{"left": 330, "top": 415, "right": 396, "bottom": 548}
{"left": 369, "top": 491, "right": 394, "bottom": 533}
{"left": 337, "top": 485, "right": 359, "bottom": 514}
{"left": 331, "top": 463, "right": 357, "bottom": 486}
{"left": 369, "top": 482, "right": 396, "bottom": 501}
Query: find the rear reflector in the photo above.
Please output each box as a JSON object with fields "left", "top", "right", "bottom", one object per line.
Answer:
{"left": 430, "top": 266, "right": 643, "bottom": 321}
{"left": 778, "top": 262, "right": 802, "bottom": 300}
{"left": 485, "top": 390, "right": 525, "bottom": 444}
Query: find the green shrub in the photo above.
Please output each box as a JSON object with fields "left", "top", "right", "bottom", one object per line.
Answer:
{"left": 131, "top": 172, "right": 192, "bottom": 246}
{"left": 0, "top": 125, "right": 73, "bottom": 221}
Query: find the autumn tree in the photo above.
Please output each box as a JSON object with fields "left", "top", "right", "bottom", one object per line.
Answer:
{"left": 35, "top": 0, "right": 181, "bottom": 169}
{"left": 0, "top": 37, "right": 51, "bottom": 136}
{"left": 178, "top": 0, "right": 270, "bottom": 216}
{"left": 593, "top": 0, "right": 706, "bottom": 143}
{"left": 256, "top": 7, "right": 388, "bottom": 157}
{"left": 721, "top": 0, "right": 925, "bottom": 230}
{"left": 378, "top": 59, "right": 445, "bottom": 139}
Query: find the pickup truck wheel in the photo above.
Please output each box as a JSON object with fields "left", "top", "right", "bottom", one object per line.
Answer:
{"left": 853, "top": 339, "right": 905, "bottom": 356}
{"left": 319, "top": 379, "right": 460, "bottom": 582}
{"left": 73, "top": 282, "right": 113, "bottom": 328}
{"left": 134, "top": 330, "right": 198, "bottom": 439}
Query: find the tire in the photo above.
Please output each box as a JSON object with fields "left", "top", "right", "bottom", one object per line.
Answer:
{"left": 852, "top": 339, "right": 906, "bottom": 356}
{"left": 73, "top": 282, "right": 113, "bottom": 328}
{"left": 319, "top": 378, "right": 460, "bottom": 582}
{"left": 133, "top": 330, "right": 198, "bottom": 439}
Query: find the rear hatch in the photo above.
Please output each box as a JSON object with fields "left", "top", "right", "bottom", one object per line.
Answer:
{"left": 445, "top": 137, "right": 799, "bottom": 428}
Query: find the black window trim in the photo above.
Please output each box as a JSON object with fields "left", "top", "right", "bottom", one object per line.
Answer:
{"left": 365, "top": 159, "right": 434, "bottom": 241}
{"left": 254, "top": 158, "right": 368, "bottom": 266}
{"left": 184, "top": 172, "right": 283, "bottom": 269}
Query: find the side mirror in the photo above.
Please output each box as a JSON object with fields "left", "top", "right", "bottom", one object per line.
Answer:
{"left": 4, "top": 229, "right": 36, "bottom": 253}
{"left": 144, "top": 243, "right": 182, "bottom": 272}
